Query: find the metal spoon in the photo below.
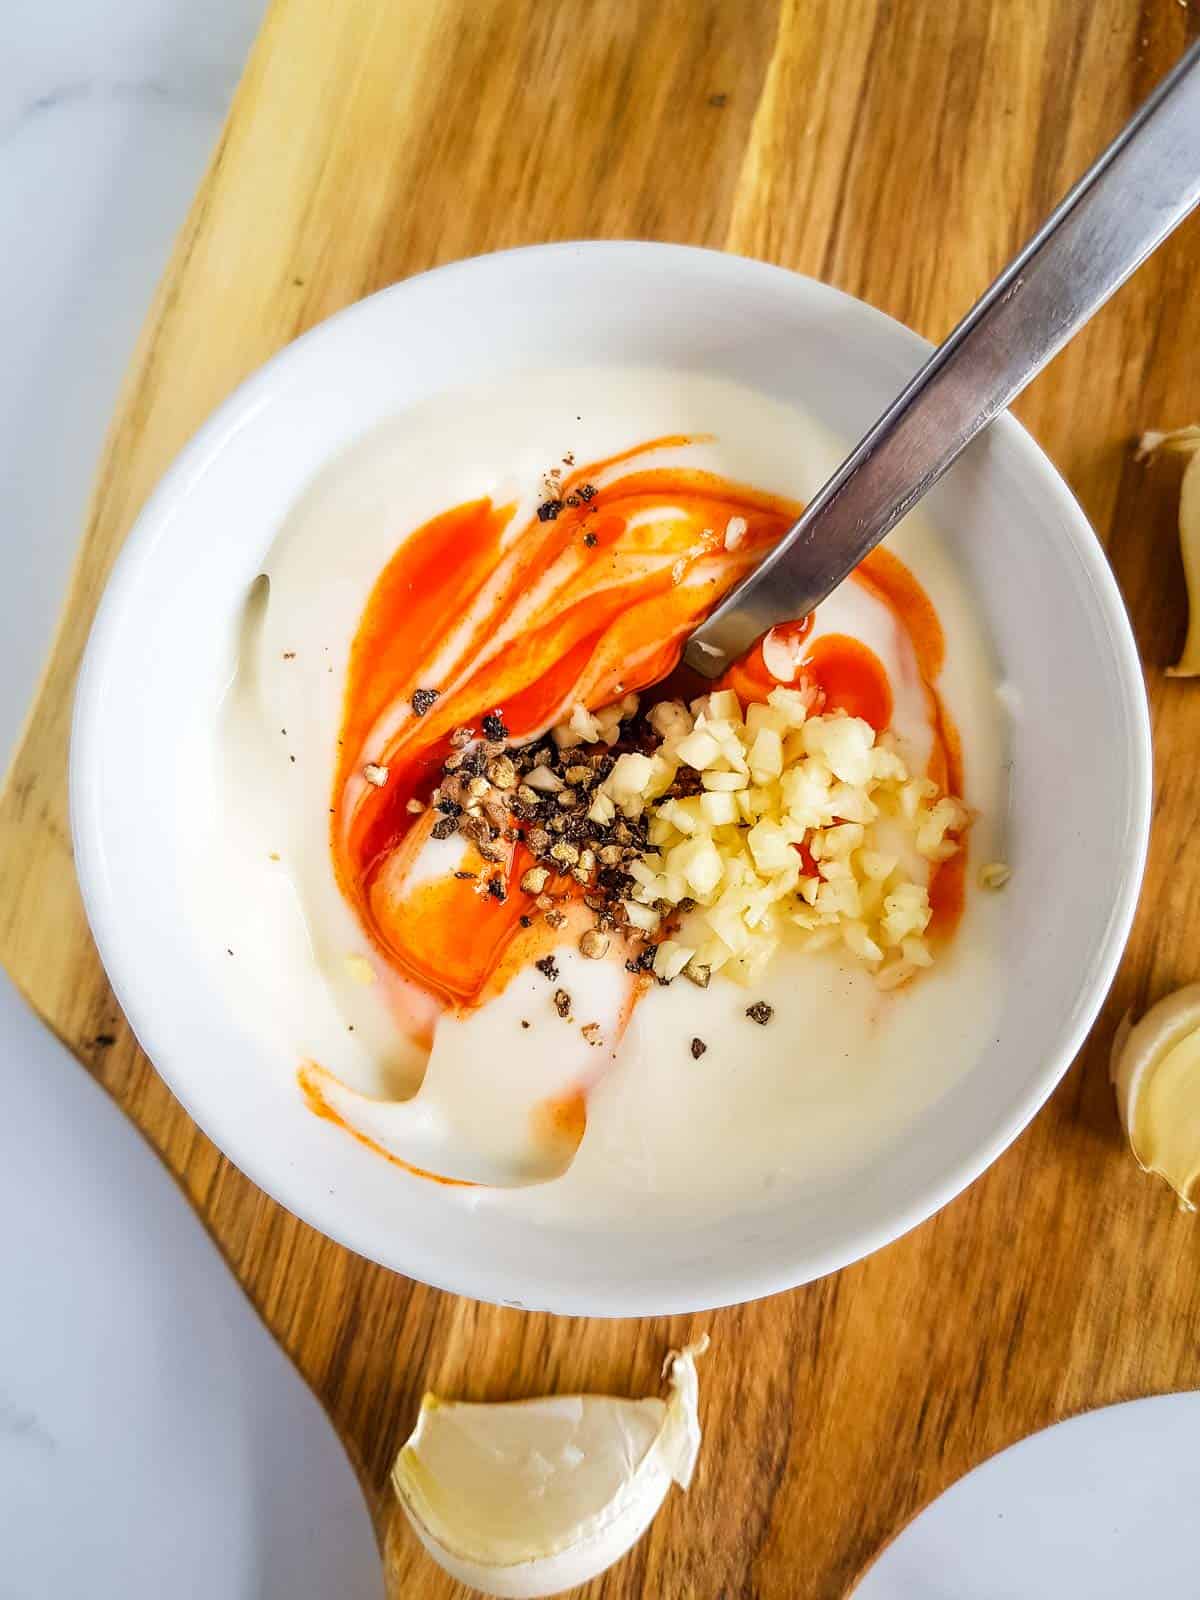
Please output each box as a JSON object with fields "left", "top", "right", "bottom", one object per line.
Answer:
{"left": 684, "top": 38, "right": 1200, "bottom": 677}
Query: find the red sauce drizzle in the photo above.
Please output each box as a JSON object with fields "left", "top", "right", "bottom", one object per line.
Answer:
{"left": 311, "top": 438, "right": 970, "bottom": 1167}
{"left": 331, "top": 438, "right": 801, "bottom": 1006}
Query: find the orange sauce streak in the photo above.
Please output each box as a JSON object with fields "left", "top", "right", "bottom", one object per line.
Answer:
{"left": 530, "top": 1089, "right": 588, "bottom": 1153}
{"left": 334, "top": 498, "right": 514, "bottom": 799}
{"left": 803, "top": 635, "right": 893, "bottom": 732}
{"left": 857, "top": 547, "right": 944, "bottom": 676}
{"left": 333, "top": 438, "right": 800, "bottom": 1006}
{"left": 368, "top": 840, "right": 529, "bottom": 1002}
{"left": 298, "top": 1062, "right": 472, "bottom": 1187}
{"left": 318, "top": 437, "right": 971, "bottom": 1150}
{"left": 854, "top": 548, "right": 966, "bottom": 932}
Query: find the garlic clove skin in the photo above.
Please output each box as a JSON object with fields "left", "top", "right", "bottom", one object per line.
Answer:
{"left": 1137, "top": 426, "right": 1200, "bottom": 677}
{"left": 1167, "top": 446, "right": 1200, "bottom": 677}
{"left": 392, "top": 1339, "right": 708, "bottom": 1598}
{"left": 1110, "top": 983, "right": 1200, "bottom": 1210}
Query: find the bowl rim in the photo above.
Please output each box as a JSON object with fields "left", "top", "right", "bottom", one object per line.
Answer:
{"left": 70, "top": 240, "right": 1153, "bottom": 1314}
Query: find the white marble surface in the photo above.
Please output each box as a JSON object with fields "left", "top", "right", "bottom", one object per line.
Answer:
{"left": 0, "top": 3, "right": 381, "bottom": 1594}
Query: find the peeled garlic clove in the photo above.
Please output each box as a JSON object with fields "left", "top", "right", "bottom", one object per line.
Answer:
{"left": 392, "top": 1339, "right": 708, "bottom": 1598}
{"left": 1110, "top": 983, "right": 1200, "bottom": 1210}
{"left": 1138, "top": 426, "right": 1200, "bottom": 676}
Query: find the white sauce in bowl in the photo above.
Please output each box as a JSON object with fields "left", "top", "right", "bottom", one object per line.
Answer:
{"left": 205, "top": 366, "right": 1009, "bottom": 1224}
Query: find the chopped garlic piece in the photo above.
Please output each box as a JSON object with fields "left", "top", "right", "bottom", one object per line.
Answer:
{"left": 674, "top": 728, "right": 722, "bottom": 770}
{"left": 603, "top": 753, "right": 655, "bottom": 818}
{"left": 525, "top": 764, "right": 565, "bottom": 793}
{"left": 766, "top": 685, "right": 813, "bottom": 727}
{"left": 859, "top": 849, "right": 896, "bottom": 882}
{"left": 653, "top": 940, "right": 694, "bottom": 981}
{"left": 675, "top": 836, "right": 724, "bottom": 896}
{"left": 648, "top": 700, "right": 693, "bottom": 740}
{"left": 699, "top": 790, "right": 738, "bottom": 826}
{"left": 843, "top": 921, "right": 884, "bottom": 963}
{"left": 748, "top": 727, "right": 784, "bottom": 782}
{"left": 621, "top": 900, "right": 659, "bottom": 934}
{"left": 701, "top": 770, "right": 745, "bottom": 793}
{"left": 696, "top": 690, "right": 741, "bottom": 723}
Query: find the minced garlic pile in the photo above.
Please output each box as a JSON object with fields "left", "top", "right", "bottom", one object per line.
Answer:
{"left": 563, "top": 687, "right": 968, "bottom": 992}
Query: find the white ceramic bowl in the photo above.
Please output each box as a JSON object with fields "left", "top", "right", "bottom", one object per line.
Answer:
{"left": 71, "top": 243, "right": 1151, "bottom": 1315}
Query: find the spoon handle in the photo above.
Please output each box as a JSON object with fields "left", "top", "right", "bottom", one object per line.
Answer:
{"left": 686, "top": 38, "right": 1200, "bottom": 676}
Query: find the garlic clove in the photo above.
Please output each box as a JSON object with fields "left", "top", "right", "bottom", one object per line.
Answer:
{"left": 392, "top": 1340, "right": 708, "bottom": 1598}
{"left": 1168, "top": 446, "right": 1200, "bottom": 676}
{"left": 1138, "top": 426, "right": 1200, "bottom": 677}
{"left": 1110, "top": 982, "right": 1200, "bottom": 1210}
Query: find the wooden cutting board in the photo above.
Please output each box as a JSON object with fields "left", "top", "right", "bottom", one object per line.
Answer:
{"left": 4, "top": 1, "right": 1200, "bottom": 1593}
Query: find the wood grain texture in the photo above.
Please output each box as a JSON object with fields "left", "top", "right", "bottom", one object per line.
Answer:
{"left": 3, "top": 1, "right": 1200, "bottom": 1594}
